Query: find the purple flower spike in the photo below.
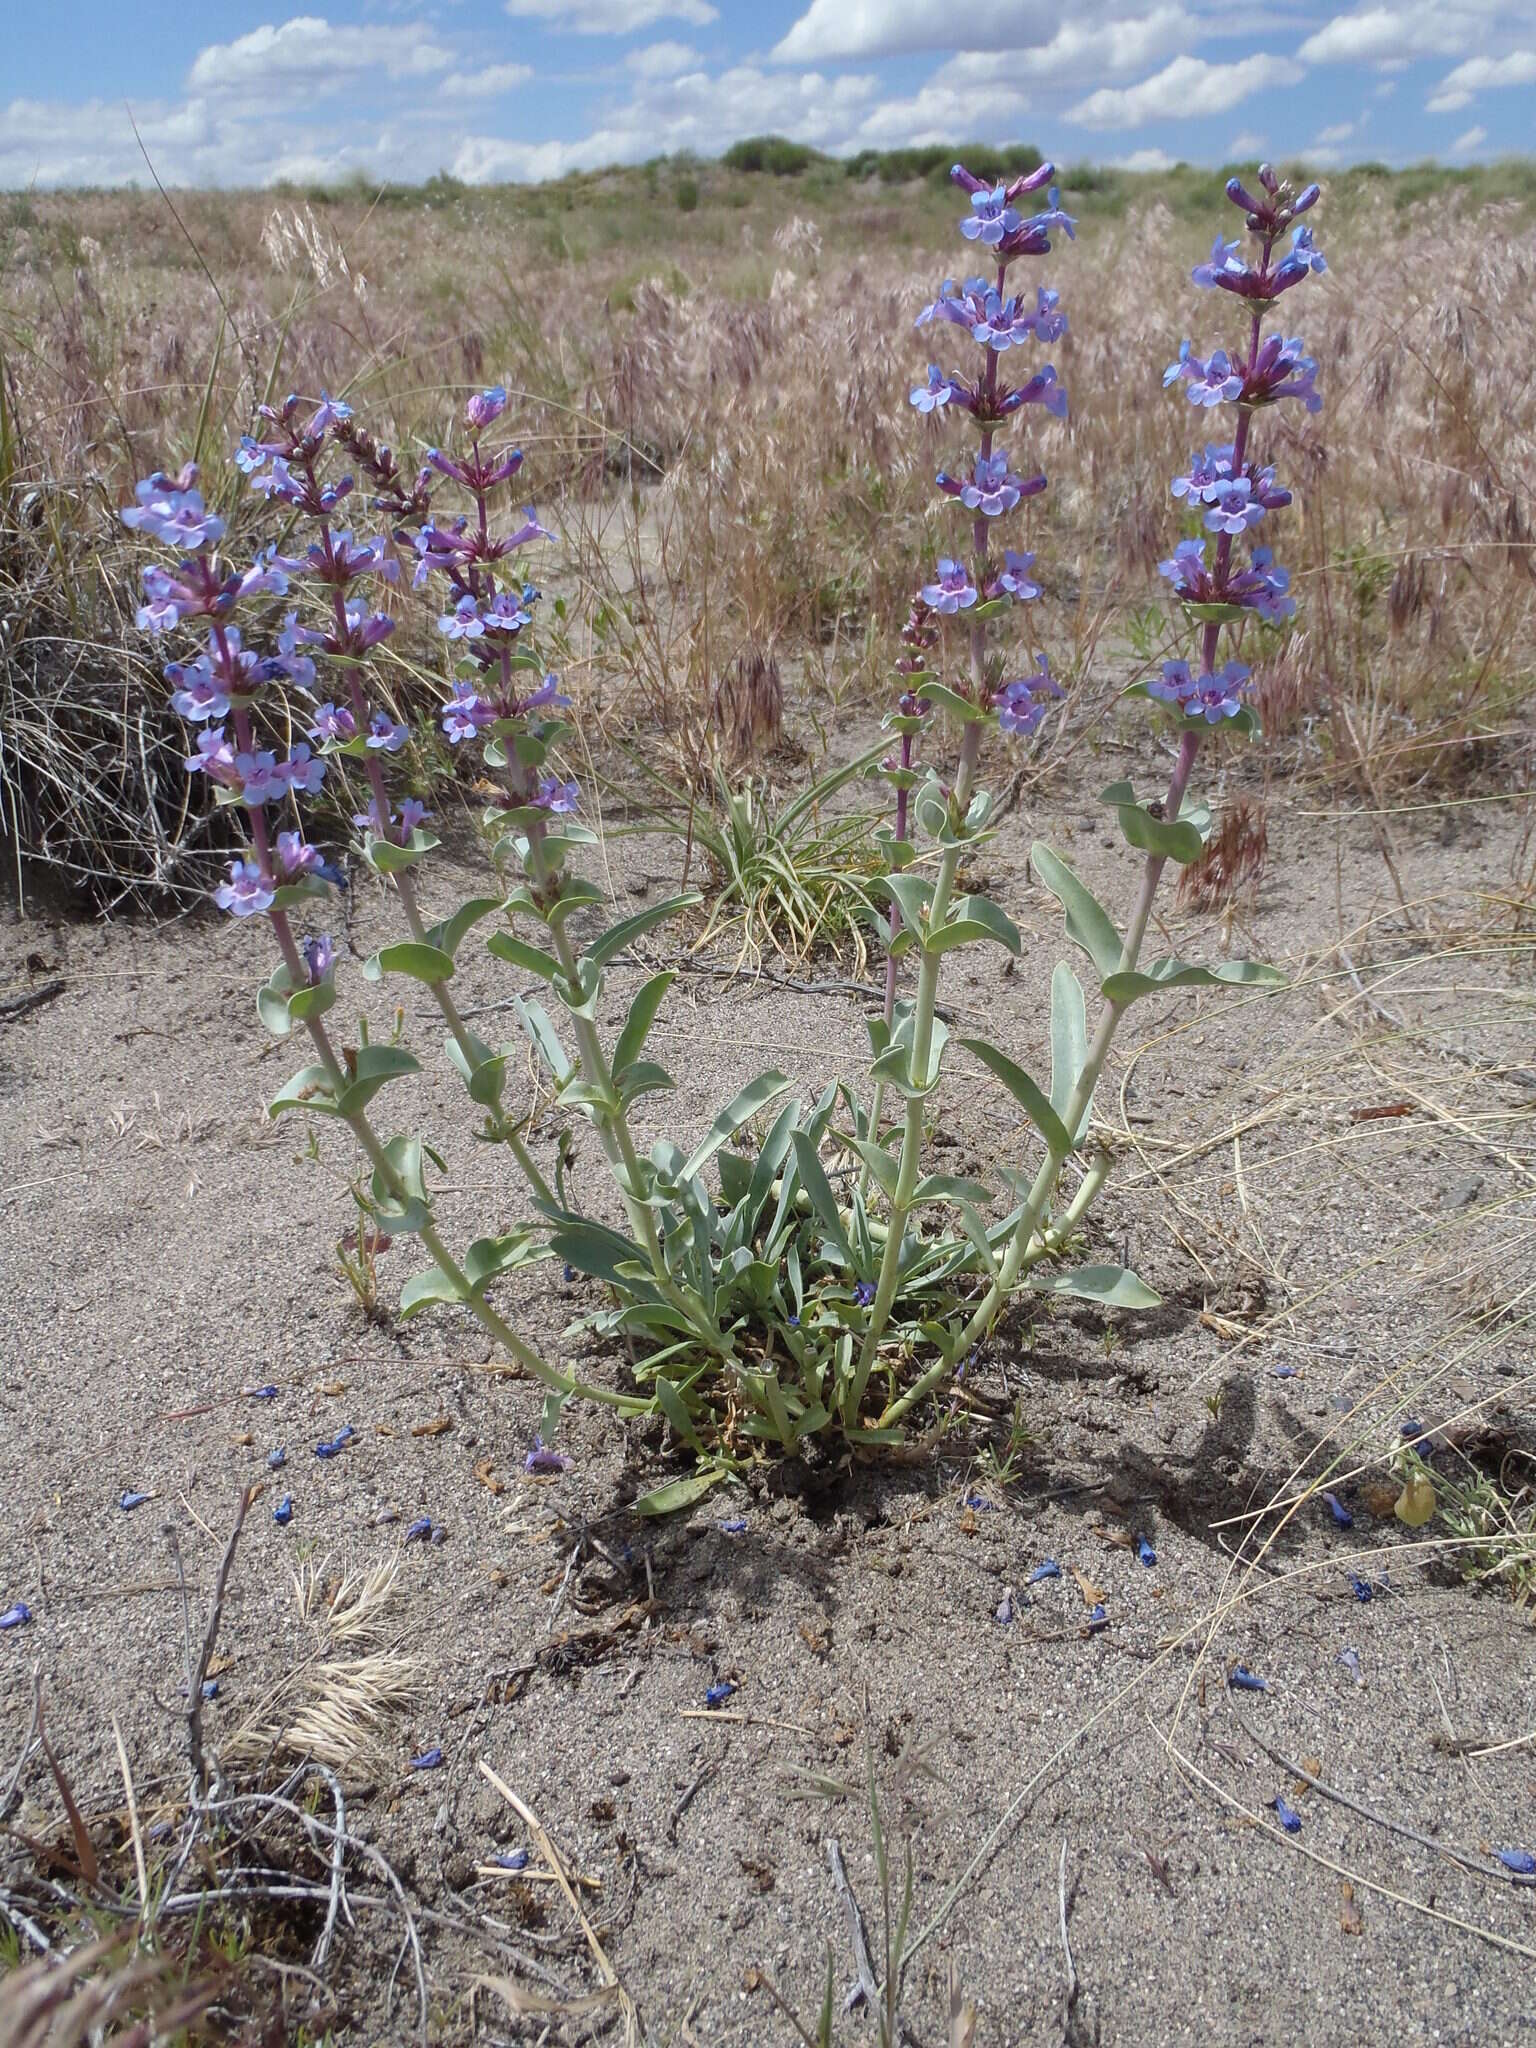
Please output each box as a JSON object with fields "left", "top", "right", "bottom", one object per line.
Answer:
{"left": 1271, "top": 1794, "right": 1302, "bottom": 1834}
{"left": 1026, "top": 1560, "right": 1061, "bottom": 1585}
{"left": 215, "top": 860, "right": 276, "bottom": 919}
{"left": 524, "top": 1437, "right": 572, "bottom": 1474}
{"left": 995, "top": 654, "right": 1064, "bottom": 738}
{"left": 1, "top": 1601, "right": 32, "bottom": 1630}
{"left": 1228, "top": 1666, "right": 1269, "bottom": 1692}
{"left": 466, "top": 384, "right": 509, "bottom": 429}
{"left": 1494, "top": 1849, "right": 1536, "bottom": 1876}
{"left": 910, "top": 364, "right": 954, "bottom": 413}
{"left": 704, "top": 1681, "right": 738, "bottom": 1709}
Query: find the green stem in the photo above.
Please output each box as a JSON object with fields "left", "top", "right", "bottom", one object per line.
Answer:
{"left": 948, "top": 727, "right": 1203, "bottom": 1365}
{"left": 391, "top": 866, "right": 556, "bottom": 1207}
{"left": 850, "top": 720, "right": 983, "bottom": 1400}
{"left": 268, "top": 908, "right": 641, "bottom": 1413}
{"left": 523, "top": 828, "right": 733, "bottom": 1362}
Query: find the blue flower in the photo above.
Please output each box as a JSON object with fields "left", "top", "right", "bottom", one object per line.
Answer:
{"left": 1228, "top": 1666, "right": 1269, "bottom": 1692}
{"left": 366, "top": 711, "right": 409, "bottom": 754}
{"left": 1494, "top": 1848, "right": 1536, "bottom": 1876}
{"left": 1136, "top": 1536, "right": 1157, "bottom": 1567}
{"left": 920, "top": 557, "right": 977, "bottom": 615}
{"left": 910, "top": 364, "right": 954, "bottom": 413}
{"left": 0, "top": 1601, "right": 32, "bottom": 1630}
{"left": 704, "top": 1681, "right": 738, "bottom": 1708}
{"left": 441, "top": 682, "right": 494, "bottom": 745}
{"left": 119, "top": 1490, "right": 151, "bottom": 1512}
{"left": 121, "top": 471, "right": 226, "bottom": 550}
{"left": 1271, "top": 1794, "right": 1302, "bottom": 1833}
{"left": 404, "top": 1516, "right": 435, "bottom": 1544}
{"left": 995, "top": 549, "right": 1040, "bottom": 602}
{"left": 960, "top": 183, "right": 1022, "bottom": 246}
{"left": 1348, "top": 1573, "right": 1374, "bottom": 1602}
{"left": 718, "top": 1517, "right": 748, "bottom": 1534}
{"left": 309, "top": 391, "right": 354, "bottom": 435}
{"left": 410, "top": 1746, "right": 444, "bottom": 1770}
{"left": 274, "top": 1496, "right": 294, "bottom": 1525}
{"left": 267, "top": 1447, "right": 287, "bottom": 1470}
{"left": 525, "top": 1438, "right": 572, "bottom": 1474}
{"left": 493, "top": 1848, "right": 530, "bottom": 1870}
{"left": 995, "top": 655, "right": 1064, "bottom": 737}
{"left": 439, "top": 594, "right": 485, "bottom": 642}
{"left": 1026, "top": 1559, "right": 1061, "bottom": 1584}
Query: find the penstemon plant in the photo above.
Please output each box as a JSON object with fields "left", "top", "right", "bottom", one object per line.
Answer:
{"left": 121, "top": 164, "right": 1321, "bottom": 1498}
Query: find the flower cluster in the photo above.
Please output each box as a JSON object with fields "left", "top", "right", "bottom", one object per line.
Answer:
{"left": 908, "top": 158, "right": 1073, "bottom": 739}
{"left": 1155, "top": 165, "right": 1326, "bottom": 725}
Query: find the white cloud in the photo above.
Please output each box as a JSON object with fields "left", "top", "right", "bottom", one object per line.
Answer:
{"left": 1313, "top": 120, "right": 1356, "bottom": 143}
{"left": 1228, "top": 128, "right": 1266, "bottom": 153}
{"left": 775, "top": 0, "right": 1064, "bottom": 62}
{"left": 847, "top": 74, "right": 1030, "bottom": 149}
{"left": 1451, "top": 121, "right": 1489, "bottom": 150}
{"left": 186, "top": 16, "right": 453, "bottom": 97}
{"left": 503, "top": 0, "right": 717, "bottom": 30}
{"left": 932, "top": 9, "right": 1194, "bottom": 85}
{"left": 1115, "top": 146, "right": 1177, "bottom": 169}
{"left": 452, "top": 63, "right": 877, "bottom": 182}
{"left": 440, "top": 62, "right": 534, "bottom": 100}
{"left": 1424, "top": 51, "right": 1534, "bottom": 112}
{"left": 1299, "top": 0, "right": 1517, "bottom": 65}
{"left": 626, "top": 41, "right": 703, "bottom": 76}
{"left": 1066, "top": 53, "right": 1303, "bottom": 128}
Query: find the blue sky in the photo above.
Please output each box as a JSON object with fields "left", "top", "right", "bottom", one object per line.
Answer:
{"left": 4, "top": 0, "right": 1532, "bottom": 188}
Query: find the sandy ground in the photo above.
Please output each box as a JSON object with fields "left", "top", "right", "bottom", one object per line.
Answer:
{"left": 1, "top": 737, "right": 1534, "bottom": 2046}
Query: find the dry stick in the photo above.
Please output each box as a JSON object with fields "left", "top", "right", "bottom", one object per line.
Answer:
{"left": 111, "top": 1718, "right": 149, "bottom": 1929}
{"left": 1152, "top": 1719, "right": 1536, "bottom": 1964}
{"left": 1227, "top": 1701, "right": 1536, "bottom": 1889}
{"left": 826, "top": 1838, "right": 880, "bottom": 2013}
{"left": 186, "top": 1485, "right": 255, "bottom": 1799}
{"left": 1057, "top": 1839, "right": 1081, "bottom": 2041}
{"left": 1, "top": 1663, "right": 43, "bottom": 1820}
{"left": 478, "top": 1761, "right": 637, "bottom": 2043}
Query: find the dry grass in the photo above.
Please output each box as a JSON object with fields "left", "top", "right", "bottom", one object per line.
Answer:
{"left": 0, "top": 158, "right": 1531, "bottom": 904}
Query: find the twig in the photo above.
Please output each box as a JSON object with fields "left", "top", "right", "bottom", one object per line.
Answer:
{"left": 0, "top": 979, "right": 64, "bottom": 1025}
{"left": 667, "top": 1756, "right": 720, "bottom": 1842}
{"left": 111, "top": 1718, "right": 149, "bottom": 1927}
{"left": 1, "top": 1663, "right": 42, "bottom": 1820}
{"left": 825, "top": 1837, "right": 879, "bottom": 2013}
{"left": 187, "top": 1485, "right": 255, "bottom": 1798}
{"left": 1228, "top": 1702, "right": 1536, "bottom": 1888}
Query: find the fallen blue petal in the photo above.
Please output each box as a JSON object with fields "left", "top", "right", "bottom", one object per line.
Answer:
{"left": 562, "top": 1263, "right": 576, "bottom": 1283}
{"left": 1229, "top": 1667, "right": 1269, "bottom": 1692}
{"left": 374, "top": 1509, "right": 401, "bottom": 1527}
{"left": 1271, "top": 1794, "right": 1302, "bottom": 1834}
{"left": 315, "top": 1433, "right": 348, "bottom": 1459}
{"left": 404, "top": 1516, "right": 434, "bottom": 1544}
{"left": 274, "top": 1496, "right": 294, "bottom": 1525}
{"left": 430, "top": 1525, "right": 448, "bottom": 1546}
{"left": 1348, "top": 1573, "right": 1373, "bottom": 1602}
{"left": 119, "top": 1490, "right": 150, "bottom": 1512}
{"left": 1323, "top": 1491, "right": 1353, "bottom": 1528}
{"left": 1494, "top": 1848, "right": 1536, "bottom": 1876}
{"left": 965, "top": 1493, "right": 1000, "bottom": 1512}
{"left": 410, "top": 1746, "right": 444, "bottom": 1770}
{"left": 267, "top": 1448, "right": 287, "bottom": 1470}
{"left": 1086, "top": 1603, "right": 1108, "bottom": 1633}
{"left": 494, "top": 1848, "right": 530, "bottom": 1871}
{"left": 1136, "top": 1536, "right": 1157, "bottom": 1567}
{"left": 705, "top": 1681, "right": 737, "bottom": 1708}
{"left": 717, "top": 1518, "right": 748, "bottom": 1534}
{"left": 1400, "top": 1417, "right": 1424, "bottom": 1438}
{"left": 1270, "top": 1365, "right": 1299, "bottom": 1379}
{"left": 1027, "top": 1560, "right": 1061, "bottom": 1584}
{"left": 245, "top": 1384, "right": 280, "bottom": 1401}
{"left": 1337, "top": 1646, "right": 1363, "bottom": 1685}
{"left": 0, "top": 1601, "right": 31, "bottom": 1630}
{"left": 995, "top": 1590, "right": 1015, "bottom": 1625}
